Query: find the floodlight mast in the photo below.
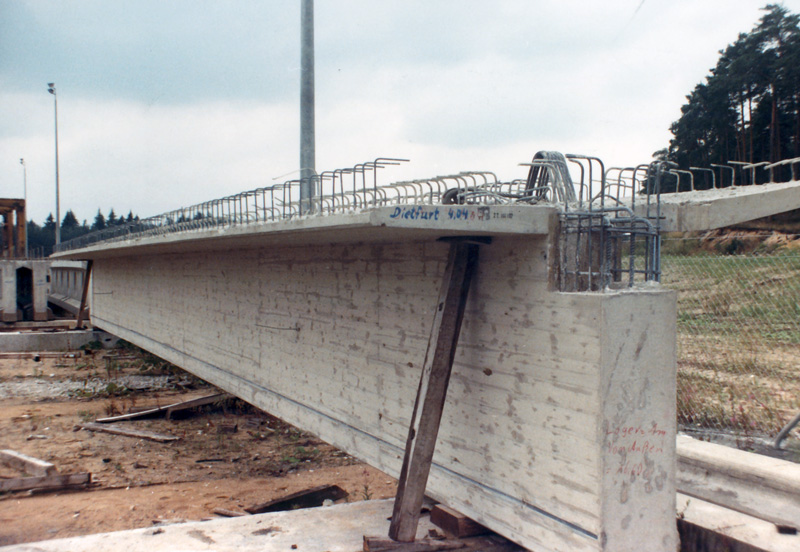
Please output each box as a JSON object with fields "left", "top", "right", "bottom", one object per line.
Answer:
{"left": 299, "top": 0, "right": 316, "bottom": 214}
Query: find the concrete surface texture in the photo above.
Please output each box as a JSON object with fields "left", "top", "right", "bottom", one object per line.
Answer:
{"left": 0, "top": 499, "right": 438, "bottom": 552}
{"left": 71, "top": 229, "right": 678, "bottom": 552}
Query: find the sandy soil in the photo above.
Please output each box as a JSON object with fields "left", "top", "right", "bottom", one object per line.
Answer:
{"left": 0, "top": 348, "right": 398, "bottom": 546}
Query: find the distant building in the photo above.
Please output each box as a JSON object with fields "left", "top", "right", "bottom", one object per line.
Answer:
{"left": 0, "top": 198, "right": 26, "bottom": 259}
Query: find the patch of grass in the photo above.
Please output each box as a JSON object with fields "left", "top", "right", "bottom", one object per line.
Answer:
{"left": 80, "top": 340, "right": 103, "bottom": 352}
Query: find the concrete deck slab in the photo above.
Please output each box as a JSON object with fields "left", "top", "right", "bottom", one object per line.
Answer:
{"left": 0, "top": 499, "right": 438, "bottom": 552}
{"left": 47, "top": 294, "right": 81, "bottom": 316}
{"left": 52, "top": 205, "right": 558, "bottom": 260}
{"left": 637, "top": 180, "right": 800, "bottom": 232}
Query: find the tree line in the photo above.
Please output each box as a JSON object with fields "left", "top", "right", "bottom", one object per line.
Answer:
{"left": 663, "top": 4, "right": 800, "bottom": 185}
{"left": 27, "top": 209, "right": 139, "bottom": 257}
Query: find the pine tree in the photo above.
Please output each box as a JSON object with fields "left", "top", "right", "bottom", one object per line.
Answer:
{"left": 61, "top": 210, "right": 79, "bottom": 229}
{"left": 667, "top": 4, "right": 800, "bottom": 183}
{"left": 93, "top": 209, "right": 107, "bottom": 231}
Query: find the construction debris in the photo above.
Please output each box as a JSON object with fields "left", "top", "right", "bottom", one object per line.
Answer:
{"left": 0, "top": 472, "right": 91, "bottom": 493}
{"left": 0, "top": 449, "right": 57, "bottom": 477}
{"left": 0, "top": 352, "right": 81, "bottom": 360}
{"left": 80, "top": 422, "right": 180, "bottom": 442}
{"left": 0, "top": 449, "right": 91, "bottom": 493}
{"left": 94, "top": 392, "right": 231, "bottom": 423}
{"left": 244, "top": 484, "right": 348, "bottom": 514}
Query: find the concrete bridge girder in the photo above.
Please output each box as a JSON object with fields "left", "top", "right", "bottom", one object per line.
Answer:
{"left": 55, "top": 205, "right": 680, "bottom": 552}
{"left": 46, "top": 175, "right": 800, "bottom": 551}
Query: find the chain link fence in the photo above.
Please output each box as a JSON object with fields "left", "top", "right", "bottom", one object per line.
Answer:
{"left": 661, "top": 235, "right": 800, "bottom": 443}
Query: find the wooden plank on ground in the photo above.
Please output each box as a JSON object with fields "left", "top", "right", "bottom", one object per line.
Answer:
{"left": 212, "top": 507, "right": 248, "bottom": 517}
{"left": 244, "top": 484, "right": 348, "bottom": 514}
{"left": 95, "top": 392, "right": 231, "bottom": 423}
{"left": 0, "top": 449, "right": 57, "bottom": 477}
{"left": 80, "top": 422, "right": 179, "bottom": 442}
{"left": 389, "top": 241, "right": 480, "bottom": 542}
{"left": 430, "top": 505, "right": 489, "bottom": 538}
{"left": 0, "top": 472, "right": 90, "bottom": 493}
{"left": 364, "top": 536, "right": 465, "bottom": 552}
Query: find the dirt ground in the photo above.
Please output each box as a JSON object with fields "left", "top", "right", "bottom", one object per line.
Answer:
{"left": 0, "top": 346, "right": 398, "bottom": 546}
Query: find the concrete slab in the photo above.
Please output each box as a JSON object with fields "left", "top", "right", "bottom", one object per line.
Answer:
{"left": 676, "top": 435, "right": 800, "bottom": 528}
{"left": 678, "top": 493, "right": 799, "bottom": 552}
{"left": 0, "top": 329, "right": 116, "bottom": 352}
{"left": 0, "top": 499, "right": 438, "bottom": 552}
{"left": 636, "top": 180, "right": 800, "bottom": 232}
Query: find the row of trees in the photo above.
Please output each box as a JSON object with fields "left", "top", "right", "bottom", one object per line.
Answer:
{"left": 27, "top": 209, "right": 138, "bottom": 257}
{"left": 665, "top": 4, "right": 800, "bottom": 184}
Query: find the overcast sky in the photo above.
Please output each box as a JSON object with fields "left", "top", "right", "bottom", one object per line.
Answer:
{"left": 3, "top": 1, "right": 800, "bottom": 225}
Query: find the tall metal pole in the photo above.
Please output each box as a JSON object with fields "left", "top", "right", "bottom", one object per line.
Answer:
{"left": 299, "top": 0, "right": 316, "bottom": 214}
{"left": 48, "top": 83, "right": 61, "bottom": 246}
{"left": 19, "top": 158, "right": 28, "bottom": 257}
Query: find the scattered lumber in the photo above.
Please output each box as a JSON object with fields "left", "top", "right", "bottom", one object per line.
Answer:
{"left": 244, "top": 484, "right": 348, "bottom": 514}
{"left": 80, "top": 422, "right": 179, "bottom": 442}
{"left": 0, "top": 450, "right": 57, "bottom": 477}
{"left": 363, "top": 536, "right": 465, "bottom": 552}
{"left": 0, "top": 472, "right": 91, "bottom": 493}
{"left": 95, "top": 392, "right": 231, "bottom": 423}
{"left": 430, "top": 505, "right": 488, "bottom": 538}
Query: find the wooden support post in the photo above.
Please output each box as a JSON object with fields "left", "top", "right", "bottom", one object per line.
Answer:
{"left": 389, "top": 240, "right": 480, "bottom": 542}
{"left": 75, "top": 259, "right": 93, "bottom": 329}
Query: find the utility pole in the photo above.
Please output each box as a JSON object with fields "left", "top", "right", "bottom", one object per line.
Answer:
{"left": 48, "top": 83, "right": 61, "bottom": 246}
{"left": 299, "top": 0, "right": 316, "bottom": 214}
{"left": 19, "top": 158, "right": 28, "bottom": 257}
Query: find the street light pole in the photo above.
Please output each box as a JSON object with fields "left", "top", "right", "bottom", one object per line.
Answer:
{"left": 19, "top": 158, "right": 28, "bottom": 257}
{"left": 47, "top": 82, "right": 60, "bottom": 247}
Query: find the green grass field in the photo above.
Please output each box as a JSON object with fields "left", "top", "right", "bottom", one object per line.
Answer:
{"left": 661, "top": 250, "right": 800, "bottom": 437}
